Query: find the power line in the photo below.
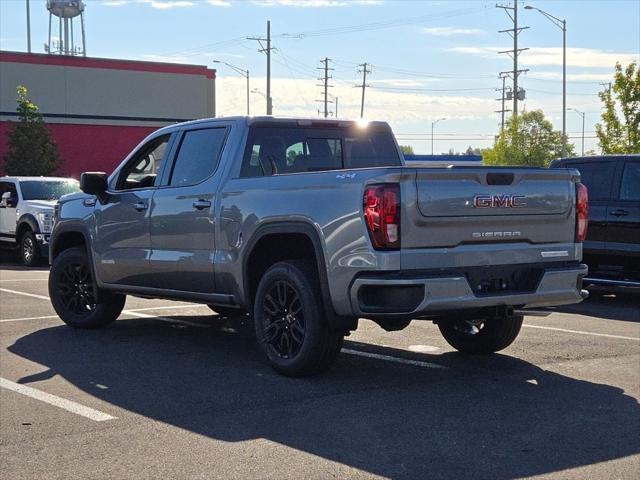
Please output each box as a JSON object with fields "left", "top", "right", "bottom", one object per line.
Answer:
{"left": 277, "top": 5, "right": 487, "bottom": 39}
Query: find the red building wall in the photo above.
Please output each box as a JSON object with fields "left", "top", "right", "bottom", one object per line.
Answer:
{"left": 0, "top": 51, "right": 216, "bottom": 178}
{"left": 0, "top": 122, "right": 157, "bottom": 178}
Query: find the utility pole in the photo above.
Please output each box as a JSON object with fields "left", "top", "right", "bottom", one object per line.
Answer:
{"left": 357, "top": 63, "right": 372, "bottom": 118}
{"left": 334, "top": 97, "right": 338, "bottom": 117}
{"left": 599, "top": 82, "right": 612, "bottom": 96}
{"left": 316, "top": 58, "right": 333, "bottom": 118}
{"left": 495, "top": 73, "right": 512, "bottom": 133}
{"left": 247, "top": 20, "right": 274, "bottom": 115}
{"left": 26, "top": 0, "right": 31, "bottom": 53}
{"left": 497, "top": 2, "right": 529, "bottom": 119}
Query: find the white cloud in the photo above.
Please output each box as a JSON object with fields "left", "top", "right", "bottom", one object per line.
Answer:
{"left": 207, "top": 0, "right": 231, "bottom": 6}
{"left": 422, "top": 27, "right": 485, "bottom": 36}
{"left": 448, "top": 46, "right": 638, "bottom": 68}
{"left": 102, "top": 1, "right": 128, "bottom": 6}
{"left": 216, "top": 76, "right": 494, "bottom": 123}
{"left": 137, "top": 0, "right": 194, "bottom": 8}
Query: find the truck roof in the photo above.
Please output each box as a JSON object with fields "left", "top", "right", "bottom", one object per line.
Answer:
{"left": 154, "top": 116, "right": 391, "bottom": 134}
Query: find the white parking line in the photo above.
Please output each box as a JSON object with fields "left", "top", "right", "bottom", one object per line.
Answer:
{"left": 0, "top": 377, "right": 116, "bottom": 422}
{"left": 523, "top": 324, "right": 639, "bottom": 342}
{"left": 342, "top": 348, "right": 446, "bottom": 369}
{"left": 0, "top": 288, "right": 50, "bottom": 301}
{"left": 0, "top": 305, "right": 210, "bottom": 323}
{"left": 0, "top": 315, "right": 59, "bottom": 323}
{"left": 0, "top": 278, "right": 48, "bottom": 282}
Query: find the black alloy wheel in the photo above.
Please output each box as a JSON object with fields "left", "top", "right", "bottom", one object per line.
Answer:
{"left": 56, "top": 261, "right": 96, "bottom": 315}
{"left": 261, "top": 279, "right": 306, "bottom": 360}
{"left": 254, "top": 260, "right": 344, "bottom": 376}
{"left": 49, "top": 247, "right": 125, "bottom": 329}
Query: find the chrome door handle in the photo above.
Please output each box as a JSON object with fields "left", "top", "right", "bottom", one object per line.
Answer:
{"left": 610, "top": 209, "right": 629, "bottom": 217}
{"left": 134, "top": 202, "right": 148, "bottom": 211}
{"left": 192, "top": 199, "right": 211, "bottom": 210}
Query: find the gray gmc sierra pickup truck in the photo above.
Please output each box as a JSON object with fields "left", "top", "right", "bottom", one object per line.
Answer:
{"left": 49, "top": 117, "right": 588, "bottom": 376}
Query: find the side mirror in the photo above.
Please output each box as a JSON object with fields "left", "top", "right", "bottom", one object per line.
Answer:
{"left": 1, "top": 191, "right": 17, "bottom": 208}
{"left": 80, "top": 172, "right": 108, "bottom": 196}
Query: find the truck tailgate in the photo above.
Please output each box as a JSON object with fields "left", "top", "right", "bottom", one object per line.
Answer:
{"left": 403, "top": 167, "right": 577, "bottom": 249}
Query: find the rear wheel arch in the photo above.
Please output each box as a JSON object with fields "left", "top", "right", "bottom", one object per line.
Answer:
{"left": 243, "top": 222, "right": 356, "bottom": 332}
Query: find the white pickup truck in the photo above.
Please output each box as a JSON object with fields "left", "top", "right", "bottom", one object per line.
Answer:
{"left": 0, "top": 176, "right": 79, "bottom": 266}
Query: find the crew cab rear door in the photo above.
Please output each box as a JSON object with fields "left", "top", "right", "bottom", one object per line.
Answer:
{"left": 148, "top": 124, "right": 229, "bottom": 294}
{"left": 559, "top": 159, "right": 617, "bottom": 254}
{"left": 606, "top": 159, "right": 640, "bottom": 256}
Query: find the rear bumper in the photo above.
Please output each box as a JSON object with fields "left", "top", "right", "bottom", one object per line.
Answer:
{"left": 350, "top": 263, "right": 588, "bottom": 318}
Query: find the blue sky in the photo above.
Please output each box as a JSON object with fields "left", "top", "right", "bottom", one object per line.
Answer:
{"left": 2, "top": 0, "right": 639, "bottom": 153}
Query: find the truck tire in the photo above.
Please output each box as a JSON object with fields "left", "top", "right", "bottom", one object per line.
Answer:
{"left": 254, "top": 260, "right": 343, "bottom": 376}
{"left": 49, "top": 247, "right": 125, "bottom": 329}
{"left": 20, "top": 230, "right": 40, "bottom": 267}
{"left": 438, "top": 314, "right": 524, "bottom": 354}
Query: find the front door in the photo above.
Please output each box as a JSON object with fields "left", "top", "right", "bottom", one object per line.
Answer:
{"left": 149, "top": 126, "right": 228, "bottom": 293}
{"left": 93, "top": 134, "right": 172, "bottom": 287}
{"left": 0, "top": 181, "right": 18, "bottom": 243}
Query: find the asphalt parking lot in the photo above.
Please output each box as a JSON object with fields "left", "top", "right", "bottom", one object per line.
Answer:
{"left": 0, "top": 261, "right": 639, "bottom": 480}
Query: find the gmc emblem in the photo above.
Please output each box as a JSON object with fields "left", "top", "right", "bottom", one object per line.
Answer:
{"left": 474, "top": 194, "right": 527, "bottom": 208}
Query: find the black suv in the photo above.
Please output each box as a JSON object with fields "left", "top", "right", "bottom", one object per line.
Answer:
{"left": 552, "top": 155, "right": 640, "bottom": 287}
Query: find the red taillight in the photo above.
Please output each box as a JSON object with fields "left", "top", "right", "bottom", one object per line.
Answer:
{"left": 576, "top": 182, "right": 589, "bottom": 242}
{"left": 364, "top": 184, "right": 400, "bottom": 250}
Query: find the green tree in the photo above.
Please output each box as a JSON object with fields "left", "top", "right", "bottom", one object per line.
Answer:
{"left": 399, "top": 145, "right": 414, "bottom": 155}
{"left": 3, "top": 85, "right": 61, "bottom": 176}
{"left": 483, "top": 109, "right": 573, "bottom": 167}
{"left": 595, "top": 61, "right": 640, "bottom": 154}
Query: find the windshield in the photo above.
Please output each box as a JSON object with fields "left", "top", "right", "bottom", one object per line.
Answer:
{"left": 19, "top": 180, "right": 80, "bottom": 201}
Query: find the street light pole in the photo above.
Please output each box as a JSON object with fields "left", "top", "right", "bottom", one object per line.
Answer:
{"left": 431, "top": 118, "right": 445, "bottom": 155}
{"left": 569, "top": 108, "right": 586, "bottom": 156}
{"left": 525, "top": 5, "right": 567, "bottom": 156}
{"left": 213, "top": 60, "right": 250, "bottom": 116}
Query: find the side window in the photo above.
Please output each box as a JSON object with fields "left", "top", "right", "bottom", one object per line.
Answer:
{"left": 169, "top": 128, "right": 227, "bottom": 187}
{"left": 571, "top": 162, "right": 615, "bottom": 201}
{"left": 619, "top": 162, "right": 640, "bottom": 201}
{"left": 117, "top": 135, "right": 170, "bottom": 190}
{"left": 240, "top": 127, "right": 342, "bottom": 176}
{"left": 344, "top": 131, "right": 401, "bottom": 169}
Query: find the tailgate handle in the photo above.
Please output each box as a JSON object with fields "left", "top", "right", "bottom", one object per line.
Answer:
{"left": 486, "top": 172, "right": 514, "bottom": 185}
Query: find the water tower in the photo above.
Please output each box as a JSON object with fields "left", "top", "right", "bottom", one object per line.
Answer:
{"left": 46, "top": 0, "right": 86, "bottom": 56}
